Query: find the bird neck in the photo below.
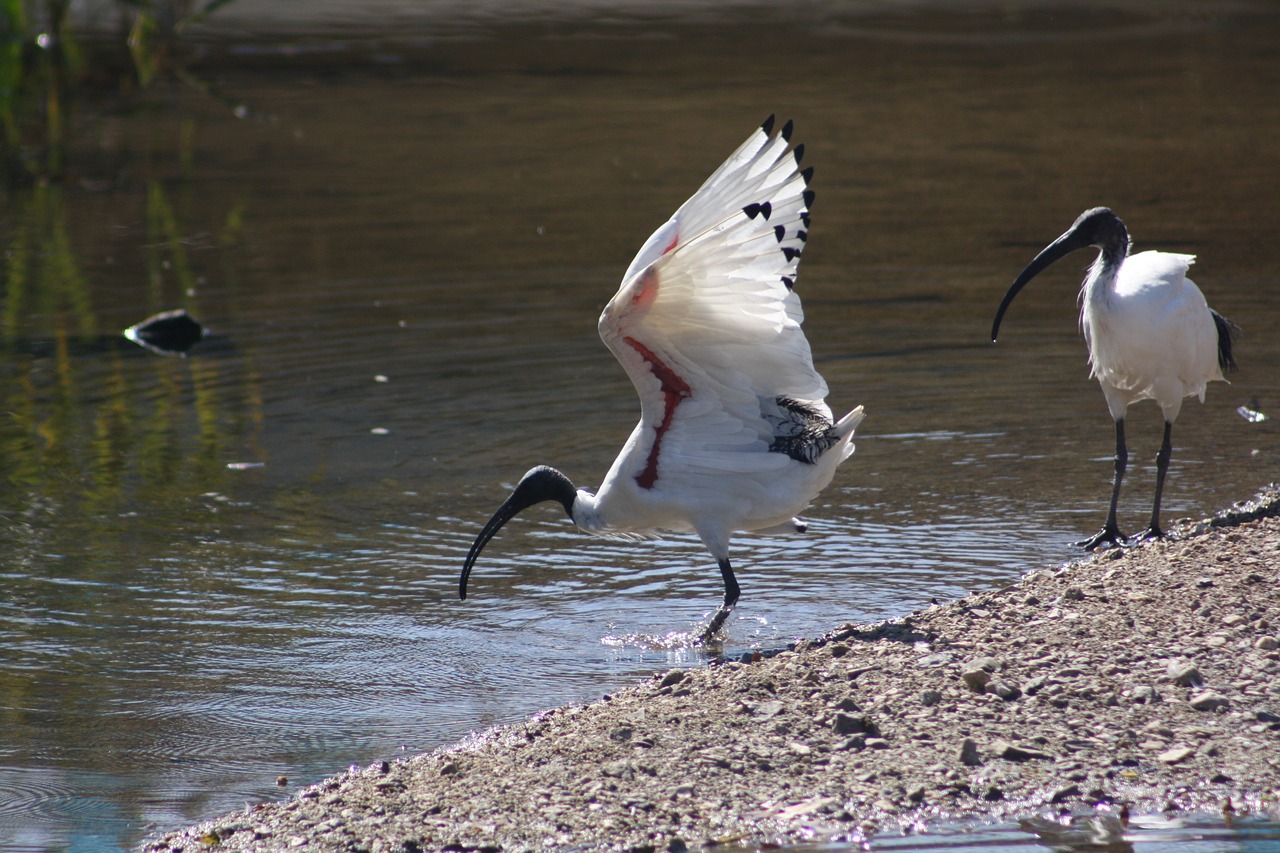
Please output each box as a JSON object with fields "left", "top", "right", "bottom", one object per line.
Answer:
{"left": 569, "top": 489, "right": 604, "bottom": 534}
{"left": 1082, "top": 245, "right": 1125, "bottom": 307}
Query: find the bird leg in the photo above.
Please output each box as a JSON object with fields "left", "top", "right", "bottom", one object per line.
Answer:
{"left": 699, "top": 559, "right": 740, "bottom": 643}
{"left": 1134, "top": 421, "right": 1173, "bottom": 543}
{"left": 1077, "top": 419, "right": 1128, "bottom": 550}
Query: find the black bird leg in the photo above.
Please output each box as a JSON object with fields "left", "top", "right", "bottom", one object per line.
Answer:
{"left": 1134, "top": 421, "right": 1173, "bottom": 543}
{"left": 699, "top": 558, "right": 741, "bottom": 643}
{"left": 1077, "top": 418, "right": 1128, "bottom": 550}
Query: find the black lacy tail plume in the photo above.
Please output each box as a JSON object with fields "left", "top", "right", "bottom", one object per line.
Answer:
{"left": 1211, "top": 309, "right": 1240, "bottom": 372}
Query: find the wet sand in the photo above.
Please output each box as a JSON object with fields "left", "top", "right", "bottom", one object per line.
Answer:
{"left": 147, "top": 491, "right": 1280, "bottom": 852}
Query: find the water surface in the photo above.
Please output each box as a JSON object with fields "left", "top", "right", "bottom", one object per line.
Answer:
{"left": 2, "top": 2, "right": 1279, "bottom": 850}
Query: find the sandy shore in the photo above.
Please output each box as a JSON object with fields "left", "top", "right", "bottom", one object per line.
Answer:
{"left": 147, "top": 490, "right": 1280, "bottom": 852}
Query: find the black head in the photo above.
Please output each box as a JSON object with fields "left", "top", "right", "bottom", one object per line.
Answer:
{"left": 458, "top": 466, "right": 577, "bottom": 601}
{"left": 991, "top": 207, "right": 1130, "bottom": 342}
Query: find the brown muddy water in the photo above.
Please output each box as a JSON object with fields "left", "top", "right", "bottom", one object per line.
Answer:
{"left": 1, "top": 2, "right": 1279, "bottom": 850}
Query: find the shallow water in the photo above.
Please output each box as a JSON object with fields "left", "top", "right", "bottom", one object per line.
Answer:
{"left": 2, "top": 2, "right": 1280, "bottom": 850}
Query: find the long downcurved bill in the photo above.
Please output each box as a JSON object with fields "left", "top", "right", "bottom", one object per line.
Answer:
{"left": 991, "top": 228, "right": 1088, "bottom": 342}
{"left": 458, "top": 466, "right": 576, "bottom": 601}
{"left": 459, "top": 490, "right": 534, "bottom": 601}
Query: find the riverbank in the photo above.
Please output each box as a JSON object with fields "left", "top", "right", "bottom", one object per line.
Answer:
{"left": 148, "top": 490, "right": 1280, "bottom": 852}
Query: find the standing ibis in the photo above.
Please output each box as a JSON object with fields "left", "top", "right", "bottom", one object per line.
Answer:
{"left": 991, "top": 207, "right": 1238, "bottom": 550}
{"left": 460, "top": 116, "right": 864, "bottom": 641}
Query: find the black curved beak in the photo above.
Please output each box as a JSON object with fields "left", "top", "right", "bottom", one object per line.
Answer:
{"left": 991, "top": 225, "right": 1092, "bottom": 343}
{"left": 459, "top": 466, "right": 577, "bottom": 601}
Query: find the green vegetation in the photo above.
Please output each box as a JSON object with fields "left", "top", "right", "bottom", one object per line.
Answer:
{"left": 1, "top": 0, "right": 236, "bottom": 183}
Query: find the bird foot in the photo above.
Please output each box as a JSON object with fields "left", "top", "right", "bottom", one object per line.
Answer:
{"left": 1075, "top": 525, "right": 1126, "bottom": 551}
{"left": 698, "top": 605, "right": 734, "bottom": 645}
{"left": 1131, "top": 525, "right": 1165, "bottom": 544}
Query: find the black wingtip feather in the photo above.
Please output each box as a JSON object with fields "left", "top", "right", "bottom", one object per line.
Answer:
{"left": 800, "top": 166, "right": 814, "bottom": 184}
{"left": 802, "top": 188, "right": 816, "bottom": 208}
{"left": 774, "top": 225, "right": 786, "bottom": 242}
{"left": 781, "top": 119, "right": 794, "bottom": 141}
{"left": 781, "top": 276, "right": 795, "bottom": 290}
{"left": 782, "top": 247, "right": 801, "bottom": 262}
{"left": 761, "top": 114, "right": 776, "bottom": 136}
{"left": 793, "top": 143, "right": 805, "bottom": 164}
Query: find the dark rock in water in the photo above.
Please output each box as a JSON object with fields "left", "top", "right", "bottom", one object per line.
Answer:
{"left": 123, "top": 309, "right": 206, "bottom": 356}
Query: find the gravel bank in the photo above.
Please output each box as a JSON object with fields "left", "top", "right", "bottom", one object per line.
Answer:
{"left": 148, "top": 490, "right": 1280, "bottom": 852}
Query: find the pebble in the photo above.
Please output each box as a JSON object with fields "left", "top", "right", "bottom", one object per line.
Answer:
{"left": 990, "top": 739, "right": 1052, "bottom": 762}
{"left": 1158, "top": 746, "right": 1195, "bottom": 765}
{"left": 1188, "top": 691, "right": 1230, "bottom": 712}
{"left": 1167, "top": 661, "right": 1203, "bottom": 687}
{"left": 957, "top": 738, "right": 982, "bottom": 767}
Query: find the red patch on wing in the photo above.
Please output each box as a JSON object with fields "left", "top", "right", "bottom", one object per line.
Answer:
{"left": 662, "top": 232, "right": 680, "bottom": 254}
{"left": 624, "top": 336, "right": 691, "bottom": 489}
{"left": 630, "top": 267, "right": 659, "bottom": 308}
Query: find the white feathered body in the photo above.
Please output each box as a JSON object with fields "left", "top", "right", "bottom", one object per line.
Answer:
{"left": 569, "top": 120, "right": 863, "bottom": 559}
{"left": 1081, "top": 249, "right": 1225, "bottom": 423}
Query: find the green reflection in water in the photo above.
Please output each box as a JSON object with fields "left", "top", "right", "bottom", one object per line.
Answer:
{"left": 0, "top": 178, "right": 259, "bottom": 518}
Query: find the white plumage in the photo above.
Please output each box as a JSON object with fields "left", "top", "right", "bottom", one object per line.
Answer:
{"left": 461, "top": 116, "right": 863, "bottom": 640}
{"left": 993, "top": 207, "right": 1237, "bottom": 550}
{"left": 1082, "top": 249, "right": 1223, "bottom": 423}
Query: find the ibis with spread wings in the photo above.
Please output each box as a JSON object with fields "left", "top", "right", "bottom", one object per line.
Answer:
{"left": 459, "top": 117, "right": 864, "bottom": 640}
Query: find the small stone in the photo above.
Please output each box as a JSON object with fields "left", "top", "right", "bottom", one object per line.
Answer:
{"left": 1255, "top": 637, "right": 1279, "bottom": 651}
{"left": 958, "top": 738, "right": 983, "bottom": 767}
{"left": 660, "top": 670, "right": 686, "bottom": 688}
{"left": 1189, "top": 691, "right": 1229, "bottom": 712}
{"left": 833, "top": 712, "right": 874, "bottom": 736}
{"left": 921, "top": 690, "right": 942, "bottom": 707}
{"left": 990, "top": 739, "right": 1052, "bottom": 762}
{"left": 961, "top": 668, "right": 992, "bottom": 693}
{"left": 1062, "top": 587, "right": 1085, "bottom": 601}
{"left": 1051, "top": 784, "right": 1081, "bottom": 803}
{"left": 1158, "top": 746, "right": 1195, "bottom": 765}
{"left": 990, "top": 680, "right": 1022, "bottom": 701}
{"left": 1167, "top": 661, "right": 1203, "bottom": 687}
{"left": 602, "top": 760, "right": 634, "bottom": 779}
{"left": 1131, "top": 685, "right": 1161, "bottom": 704}
{"left": 1024, "top": 675, "right": 1048, "bottom": 696}
{"left": 918, "top": 651, "right": 954, "bottom": 667}
{"left": 754, "top": 700, "right": 785, "bottom": 719}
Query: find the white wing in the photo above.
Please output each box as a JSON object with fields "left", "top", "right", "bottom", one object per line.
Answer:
{"left": 597, "top": 117, "right": 851, "bottom": 505}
